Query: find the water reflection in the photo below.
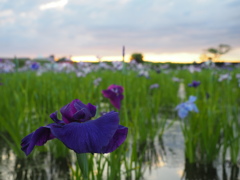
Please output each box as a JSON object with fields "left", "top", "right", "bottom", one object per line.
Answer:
{"left": 182, "top": 160, "right": 219, "bottom": 180}
{"left": 1, "top": 149, "right": 71, "bottom": 180}
{"left": 1, "top": 121, "right": 239, "bottom": 180}
{"left": 136, "top": 137, "right": 166, "bottom": 167}
{"left": 182, "top": 160, "right": 240, "bottom": 180}
{"left": 145, "top": 120, "right": 240, "bottom": 180}
{"left": 15, "top": 157, "right": 47, "bottom": 180}
{"left": 222, "top": 163, "right": 239, "bottom": 180}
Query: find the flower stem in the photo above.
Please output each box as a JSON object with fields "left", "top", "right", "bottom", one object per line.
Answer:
{"left": 76, "top": 153, "right": 88, "bottom": 180}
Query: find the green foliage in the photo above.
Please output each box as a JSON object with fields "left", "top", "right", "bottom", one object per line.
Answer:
{"left": 1, "top": 64, "right": 240, "bottom": 179}
{"left": 130, "top": 53, "right": 144, "bottom": 63}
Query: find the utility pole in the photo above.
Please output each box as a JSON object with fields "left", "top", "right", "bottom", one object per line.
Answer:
{"left": 122, "top": 46, "right": 125, "bottom": 62}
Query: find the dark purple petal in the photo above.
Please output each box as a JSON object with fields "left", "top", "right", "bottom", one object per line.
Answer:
{"left": 108, "top": 84, "right": 124, "bottom": 94}
{"left": 102, "top": 85, "right": 124, "bottom": 109}
{"left": 21, "top": 124, "right": 56, "bottom": 156}
{"left": 86, "top": 103, "right": 96, "bottom": 117}
{"left": 102, "top": 89, "right": 116, "bottom": 99}
{"left": 188, "top": 80, "right": 201, "bottom": 88}
{"left": 110, "top": 94, "right": 124, "bottom": 110}
{"left": 72, "top": 108, "right": 92, "bottom": 122}
{"left": 73, "top": 109, "right": 86, "bottom": 120}
{"left": 73, "top": 99, "right": 89, "bottom": 110}
{"left": 51, "top": 111, "right": 127, "bottom": 154}
{"left": 102, "top": 125, "right": 128, "bottom": 153}
{"left": 60, "top": 101, "right": 77, "bottom": 123}
{"left": 50, "top": 111, "right": 64, "bottom": 124}
{"left": 21, "top": 133, "right": 33, "bottom": 154}
{"left": 60, "top": 99, "right": 96, "bottom": 123}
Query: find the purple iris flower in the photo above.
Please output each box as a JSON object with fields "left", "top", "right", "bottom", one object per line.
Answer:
{"left": 21, "top": 99, "right": 128, "bottom": 156}
{"left": 30, "top": 62, "right": 40, "bottom": 70}
{"left": 188, "top": 80, "right": 201, "bottom": 88}
{"left": 102, "top": 85, "right": 124, "bottom": 110}
{"left": 149, "top": 83, "right": 159, "bottom": 89}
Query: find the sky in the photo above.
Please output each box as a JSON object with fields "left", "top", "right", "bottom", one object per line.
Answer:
{"left": 0, "top": 0, "right": 240, "bottom": 62}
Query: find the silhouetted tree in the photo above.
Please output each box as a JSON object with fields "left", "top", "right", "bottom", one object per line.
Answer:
{"left": 130, "top": 53, "right": 144, "bottom": 63}
{"left": 206, "top": 44, "right": 231, "bottom": 61}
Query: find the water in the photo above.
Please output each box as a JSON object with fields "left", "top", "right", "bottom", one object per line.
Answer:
{"left": 0, "top": 121, "right": 239, "bottom": 180}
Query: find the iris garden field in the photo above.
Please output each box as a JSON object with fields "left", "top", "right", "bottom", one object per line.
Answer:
{"left": 0, "top": 59, "right": 240, "bottom": 180}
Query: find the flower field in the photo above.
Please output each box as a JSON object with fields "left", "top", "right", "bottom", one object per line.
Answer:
{"left": 0, "top": 59, "right": 240, "bottom": 180}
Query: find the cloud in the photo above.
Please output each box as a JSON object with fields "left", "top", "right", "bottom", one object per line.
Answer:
{"left": 0, "top": 0, "right": 239, "bottom": 59}
{"left": 39, "top": 0, "right": 68, "bottom": 10}
{"left": 0, "top": 9, "right": 13, "bottom": 17}
{"left": 0, "top": 9, "right": 15, "bottom": 25}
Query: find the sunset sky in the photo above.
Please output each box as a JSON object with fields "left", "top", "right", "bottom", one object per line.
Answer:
{"left": 0, "top": 0, "right": 239, "bottom": 63}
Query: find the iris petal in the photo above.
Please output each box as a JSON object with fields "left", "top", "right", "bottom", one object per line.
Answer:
{"left": 110, "top": 94, "right": 124, "bottom": 110}
{"left": 60, "top": 99, "right": 96, "bottom": 123}
{"left": 51, "top": 111, "right": 123, "bottom": 153}
{"left": 102, "top": 89, "right": 115, "bottom": 99}
{"left": 178, "top": 107, "right": 189, "bottom": 119}
{"left": 188, "top": 96, "right": 197, "bottom": 103}
{"left": 102, "top": 125, "right": 128, "bottom": 153}
{"left": 175, "top": 95, "right": 198, "bottom": 119}
{"left": 73, "top": 109, "right": 91, "bottom": 122}
{"left": 191, "top": 104, "right": 199, "bottom": 113}
{"left": 50, "top": 111, "right": 64, "bottom": 124}
{"left": 60, "top": 101, "right": 77, "bottom": 123}
{"left": 102, "top": 85, "right": 124, "bottom": 109}
{"left": 108, "top": 84, "right": 124, "bottom": 93}
{"left": 86, "top": 103, "right": 96, "bottom": 117}
{"left": 74, "top": 99, "right": 89, "bottom": 110}
{"left": 21, "top": 124, "right": 55, "bottom": 156}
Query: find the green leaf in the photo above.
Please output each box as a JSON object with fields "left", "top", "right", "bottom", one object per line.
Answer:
{"left": 76, "top": 153, "right": 88, "bottom": 180}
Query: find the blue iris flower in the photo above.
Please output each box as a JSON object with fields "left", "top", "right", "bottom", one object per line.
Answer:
{"left": 21, "top": 99, "right": 128, "bottom": 155}
{"left": 30, "top": 62, "right": 40, "bottom": 70}
{"left": 175, "top": 96, "right": 199, "bottom": 119}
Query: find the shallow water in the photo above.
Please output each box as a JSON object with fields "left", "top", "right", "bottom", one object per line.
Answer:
{"left": 145, "top": 121, "right": 240, "bottom": 180}
{"left": 0, "top": 121, "right": 239, "bottom": 180}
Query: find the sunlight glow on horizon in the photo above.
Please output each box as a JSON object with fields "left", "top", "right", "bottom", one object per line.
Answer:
{"left": 71, "top": 53, "right": 203, "bottom": 63}
{"left": 71, "top": 51, "right": 240, "bottom": 63}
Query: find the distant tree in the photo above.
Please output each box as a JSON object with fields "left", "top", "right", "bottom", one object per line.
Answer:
{"left": 130, "top": 53, "right": 144, "bottom": 63}
{"left": 205, "top": 44, "right": 231, "bottom": 61}
{"left": 57, "top": 57, "right": 70, "bottom": 62}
